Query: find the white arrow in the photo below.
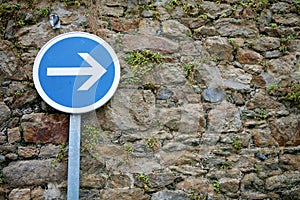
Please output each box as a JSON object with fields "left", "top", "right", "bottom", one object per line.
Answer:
{"left": 47, "top": 53, "right": 107, "bottom": 91}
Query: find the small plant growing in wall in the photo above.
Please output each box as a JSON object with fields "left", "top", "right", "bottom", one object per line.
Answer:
{"left": 125, "top": 49, "right": 162, "bottom": 83}
{"left": 213, "top": 180, "right": 220, "bottom": 193}
{"left": 146, "top": 138, "right": 159, "bottom": 151}
{"left": 285, "top": 84, "right": 300, "bottom": 108}
{"left": 136, "top": 173, "right": 150, "bottom": 191}
{"left": 232, "top": 139, "right": 242, "bottom": 150}
{"left": 183, "top": 62, "right": 197, "bottom": 85}
{"left": 81, "top": 125, "right": 102, "bottom": 159}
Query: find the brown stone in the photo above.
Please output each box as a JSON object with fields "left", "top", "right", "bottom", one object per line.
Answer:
{"left": 107, "top": 174, "right": 132, "bottom": 188}
{"left": 21, "top": 113, "right": 69, "bottom": 144}
{"left": 269, "top": 116, "right": 300, "bottom": 146}
{"left": 237, "top": 48, "right": 264, "bottom": 64}
{"left": 219, "top": 178, "right": 239, "bottom": 193}
{"left": 100, "top": 188, "right": 150, "bottom": 200}
{"left": 31, "top": 187, "right": 44, "bottom": 200}
{"left": 18, "top": 146, "right": 37, "bottom": 158}
{"left": 110, "top": 18, "right": 139, "bottom": 32}
{"left": 176, "top": 178, "right": 214, "bottom": 194}
{"left": 8, "top": 188, "right": 31, "bottom": 200}
{"left": 246, "top": 91, "right": 283, "bottom": 110}
{"left": 80, "top": 173, "right": 106, "bottom": 188}
{"left": 251, "top": 75, "right": 266, "bottom": 87}
{"left": 204, "top": 36, "right": 234, "bottom": 61}
{"left": 279, "top": 154, "right": 300, "bottom": 171}
{"left": 7, "top": 127, "right": 21, "bottom": 144}
{"left": 265, "top": 172, "right": 300, "bottom": 190}
{"left": 0, "top": 102, "right": 10, "bottom": 127}
{"left": 252, "top": 128, "right": 279, "bottom": 147}
{"left": 123, "top": 34, "right": 179, "bottom": 53}
{"left": 3, "top": 159, "right": 67, "bottom": 187}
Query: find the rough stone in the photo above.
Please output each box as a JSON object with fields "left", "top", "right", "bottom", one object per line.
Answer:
{"left": 43, "top": 182, "right": 65, "bottom": 200}
{"left": 110, "top": 18, "right": 139, "bottom": 32}
{"left": 8, "top": 188, "right": 30, "bottom": 200}
{"left": 204, "top": 36, "right": 234, "bottom": 61}
{"left": 39, "top": 144, "right": 61, "bottom": 158}
{"left": 123, "top": 34, "right": 179, "bottom": 53}
{"left": 269, "top": 115, "right": 300, "bottom": 146}
{"left": 219, "top": 64, "right": 252, "bottom": 85}
{"left": 30, "top": 187, "right": 44, "bottom": 200}
{"left": 247, "top": 37, "right": 281, "bottom": 52}
{"left": 21, "top": 113, "right": 69, "bottom": 144}
{"left": 279, "top": 154, "right": 300, "bottom": 171}
{"left": 18, "top": 146, "right": 37, "bottom": 158}
{"left": 107, "top": 173, "right": 132, "bottom": 188}
{"left": 139, "top": 19, "right": 160, "bottom": 35}
{"left": 100, "top": 188, "right": 149, "bottom": 200}
{"left": 200, "top": 1, "right": 231, "bottom": 18}
{"left": 267, "top": 54, "right": 298, "bottom": 78}
{"left": 237, "top": 48, "right": 264, "bottom": 64}
{"left": 161, "top": 20, "right": 190, "bottom": 40}
{"left": 0, "top": 102, "right": 10, "bottom": 126}
{"left": 151, "top": 190, "right": 189, "bottom": 200}
{"left": 80, "top": 173, "right": 106, "bottom": 188}
{"left": 176, "top": 178, "right": 213, "bottom": 194}
{"left": 252, "top": 128, "right": 278, "bottom": 147}
{"left": 219, "top": 178, "right": 240, "bottom": 193}
{"left": 273, "top": 13, "right": 300, "bottom": 26}
{"left": 7, "top": 127, "right": 21, "bottom": 144}
{"left": 208, "top": 102, "right": 242, "bottom": 133}
{"left": 180, "top": 18, "right": 209, "bottom": 29}
{"left": 246, "top": 91, "right": 283, "bottom": 110}
{"left": 214, "top": 18, "right": 259, "bottom": 37}
{"left": 202, "top": 87, "right": 225, "bottom": 103}
{"left": 3, "top": 159, "right": 67, "bottom": 186}
{"left": 0, "top": 40, "right": 25, "bottom": 82}
{"left": 265, "top": 172, "right": 300, "bottom": 190}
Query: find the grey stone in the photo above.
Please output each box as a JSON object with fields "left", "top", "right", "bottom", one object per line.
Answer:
{"left": 0, "top": 102, "right": 10, "bottom": 126}
{"left": 123, "top": 34, "right": 179, "bottom": 53}
{"left": 100, "top": 188, "right": 149, "bottom": 200}
{"left": 200, "top": 1, "right": 231, "bottom": 18}
{"left": 8, "top": 188, "right": 31, "bottom": 200}
{"left": 151, "top": 190, "right": 189, "bottom": 200}
{"left": 7, "top": 127, "right": 21, "bottom": 144}
{"left": 208, "top": 102, "right": 242, "bottom": 133}
{"left": 3, "top": 159, "right": 67, "bottom": 186}
{"left": 266, "top": 172, "right": 300, "bottom": 190}
{"left": 161, "top": 20, "right": 191, "bottom": 40}
{"left": 214, "top": 18, "right": 258, "bottom": 37}
{"left": 18, "top": 146, "right": 37, "bottom": 158}
{"left": 39, "top": 144, "right": 61, "bottom": 158}
{"left": 43, "top": 183, "right": 64, "bottom": 200}
{"left": 273, "top": 13, "right": 300, "bottom": 26}
{"left": 247, "top": 37, "right": 281, "bottom": 52}
{"left": 204, "top": 36, "right": 233, "bottom": 61}
{"left": 202, "top": 87, "right": 225, "bottom": 103}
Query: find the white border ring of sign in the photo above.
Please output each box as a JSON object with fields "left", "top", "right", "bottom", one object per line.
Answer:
{"left": 33, "top": 32, "right": 120, "bottom": 114}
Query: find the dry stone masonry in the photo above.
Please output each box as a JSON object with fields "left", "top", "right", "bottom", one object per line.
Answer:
{"left": 0, "top": 0, "right": 299, "bottom": 199}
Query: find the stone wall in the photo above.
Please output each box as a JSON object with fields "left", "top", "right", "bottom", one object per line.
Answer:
{"left": 0, "top": 0, "right": 299, "bottom": 199}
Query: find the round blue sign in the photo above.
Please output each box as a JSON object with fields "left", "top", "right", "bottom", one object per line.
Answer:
{"left": 33, "top": 32, "right": 120, "bottom": 114}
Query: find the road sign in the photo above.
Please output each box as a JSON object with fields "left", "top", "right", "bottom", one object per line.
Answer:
{"left": 33, "top": 32, "right": 120, "bottom": 114}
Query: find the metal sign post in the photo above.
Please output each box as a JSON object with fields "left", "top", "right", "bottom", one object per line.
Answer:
{"left": 33, "top": 32, "right": 120, "bottom": 200}
{"left": 67, "top": 114, "right": 81, "bottom": 200}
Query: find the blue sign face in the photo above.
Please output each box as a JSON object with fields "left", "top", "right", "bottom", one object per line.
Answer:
{"left": 33, "top": 32, "right": 120, "bottom": 114}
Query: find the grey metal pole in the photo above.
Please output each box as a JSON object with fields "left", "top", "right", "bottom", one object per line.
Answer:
{"left": 67, "top": 114, "right": 81, "bottom": 200}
